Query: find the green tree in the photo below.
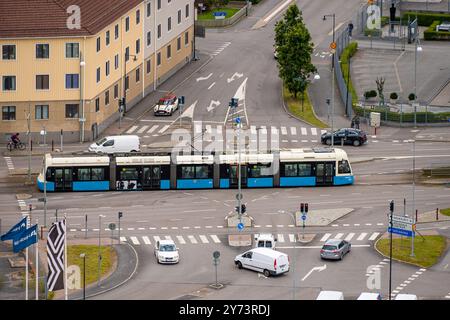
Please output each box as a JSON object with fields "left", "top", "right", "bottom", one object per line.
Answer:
{"left": 275, "top": 5, "right": 316, "bottom": 98}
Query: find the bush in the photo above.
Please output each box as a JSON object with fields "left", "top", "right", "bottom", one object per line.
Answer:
{"left": 390, "top": 92, "right": 398, "bottom": 100}
{"left": 364, "top": 90, "right": 377, "bottom": 99}
{"left": 424, "top": 21, "right": 450, "bottom": 40}
{"left": 381, "top": 16, "right": 390, "bottom": 27}
{"left": 364, "top": 28, "right": 382, "bottom": 37}
{"left": 401, "top": 12, "right": 450, "bottom": 26}
{"left": 408, "top": 93, "right": 416, "bottom": 101}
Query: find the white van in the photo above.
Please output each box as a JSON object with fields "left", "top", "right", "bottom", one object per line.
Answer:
{"left": 357, "top": 292, "right": 382, "bottom": 300}
{"left": 316, "top": 291, "right": 345, "bottom": 300}
{"left": 89, "top": 135, "right": 140, "bottom": 154}
{"left": 395, "top": 294, "right": 418, "bottom": 300}
{"left": 234, "top": 247, "right": 289, "bottom": 277}
{"left": 254, "top": 233, "right": 277, "bottom": 249}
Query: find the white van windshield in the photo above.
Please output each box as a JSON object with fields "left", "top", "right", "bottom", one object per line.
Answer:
{"left": 96, "top": 137, "right": 107, "bottom": 146}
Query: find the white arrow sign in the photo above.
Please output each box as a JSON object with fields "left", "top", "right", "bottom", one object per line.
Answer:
{"left": 196, "top": 73, "right": 213, "bottom": 82}
{"left": 227, "top": 72, "right": 243, "bottom": 84}
{"left": 301, "top": 264, "right": 327, "bottom": 281}
{"left": 207, "top": 100, "right": 221, "bottom": 112}
{"left": 258, "top": 273, "right": 268, "bottom": 279}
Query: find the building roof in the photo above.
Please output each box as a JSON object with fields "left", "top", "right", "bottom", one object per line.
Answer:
{"left": 0, "top": 0, "right": 142, "bottom": 39}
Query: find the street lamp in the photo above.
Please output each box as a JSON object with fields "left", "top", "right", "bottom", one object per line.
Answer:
{"left": 80, "top": 253, "right": 86, "bottom": 300}
{"left": 323, "top": 13, "right": 336, "bottom": 147}
{"left": 97, "top": 214, "right": 106, "bottom": 286}
{"left": 413, "top": 21, "right": 423, "bottom": 128}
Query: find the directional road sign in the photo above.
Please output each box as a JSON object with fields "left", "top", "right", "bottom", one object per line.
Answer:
{"left": 388, "top": 215, "right": 414, "bottom": 237}
{"left": 301, "top": 214, "right": 307, "bottom": 221}
{"left": 235, "top": 117, "right": 241, "bottom": 124}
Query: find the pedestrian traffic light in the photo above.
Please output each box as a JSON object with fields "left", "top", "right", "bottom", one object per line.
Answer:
{"left": 236, "top": 206, "right": 240, "bottom": 213}
{"left": 305, "top": 203, "right": 308, "bottom": 213}
{"left": 326, "top": 98, "right": 331, "bottom": 105}
{"left": 389, "top": 200, "right": 394, "bottom": 212}
{"left": 300, "top": 203, "right": 304, "bottom": 213}
{"left": 231, "top": 98, "right": 239, "bottom": 108}
{"left": 241, "top": 204, "right": 246, "bottom": 214}
{"left": 118, "top": 211, "right": 123, "bottom": 219}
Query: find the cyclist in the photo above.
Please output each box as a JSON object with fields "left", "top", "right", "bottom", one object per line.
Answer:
{"left": 10, "top": 133, "right": 21, "bottom": 148}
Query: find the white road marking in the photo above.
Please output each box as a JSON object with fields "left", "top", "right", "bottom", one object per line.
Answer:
{"left": 158, "top": 125, "right": 170, "bottom": 134}
{"left": 277, "top": 234, "right": 285, "bottom": 243}
{"left": 126, "top": 126, "right": 138, "bottom": 134}
{"left": 289, "top": 234, "right": 296, "bottom": 242}
{"left": 208, "top": 82, "right": 216, "bottom": 90}
{"left": 137, "top": 125, "right": 149, "bottom": 134}
{"left": 320, "top": 233, "right": 332, "bottom": 242}
{"left": 271, "top": 127, "right": 279, "bottom": 135}
{"left": 176, "top": 236, "right": 186, "bottom": 244}
{"left": 165, "top": 236, "right": 173, "bottom": 241}
{"left": 130, "top": 237, "right": 140, "bottom": 245}
{"left": 260, "top": 126, "right": 267, "bottom": 135}
{"left": 153, "top": 236, "right": 162, "bottom": 243}
{"left": 265, "top": 225, "right": 272, "bottom": 227}
{"left": 281, "top": 127, "right": 287, "bottom": 135}
{"left": 345, "top": 233, "right": 355, "bottom": 241}
{"left": 369, "top": 232, "right": 380, "bottom": 241}
{"left": 199, "top": 235, "right": 209, "bottom": 244}
{"left": 120, "top": 237, "right": 127, "bottom": 242}
{"left": 301, "top": 127, "right": 307, "bottom": 135}
{"left": 142, "top": 236, "right": 151, "bottom": 245}
{"left": 357, "top": 233, "right": 367, "bottom": 241}
{"left": 290, "top": 127, "right": 297, "bottom": 135}
{"left": 251, "top": 126, "right": 257, "bottom": 135}
{"left": 263, "top": 0, "right": 293, "bottom": 22}
{"left": 311, "top": 128, "right": 317, "bottom": 136}
{"left": 147, "top": 125, "right": 159, "bottom": 133}
{"left": 335, "top": 233, "right": 344, "bottom": 239}
{"left": 188, "top": 235, "right": 198, "bottom": 244}
{"left": 210, "top": 235, "right": 221, "bottom": 243}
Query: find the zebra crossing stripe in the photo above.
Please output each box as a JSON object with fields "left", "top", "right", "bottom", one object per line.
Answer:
{"left": 216, "top": 126, "right": 222, "bottom": 134}
{"left": 250, "top": 126, "right": 257, "bottom": 135}
{"left": 288, "top": 234, "right": 295, "bottom": 242}
{"left": 290, "top": 127, "right": 297, "bottom": 135}
{"left": 165, "top": 235, "right": 173, "bottom": 241}
{"left": 301, "top": 127, "right": 307, "bottom": 135}
{"left": 120, "top": 237, "right": 127, "bottom": 242}
{"left": 210, "top": 235, "right": 221, "bottom": 243}
{"left": 345, "top": 233, "right": 355, "bottom": 241}
{"left": 199, "top": 235, "right": 209, "bottom": 244}
{"left": 205, "top": 125, "right": 212, "bottom": 133}
{"left": 130, "top": 236, "right": 140, "bottom": 245}
{"left": 369, "top": 232, "right": 380, "bottom": 241}
{"left": 126, "top": 126, "right": 139, "bottom": 134}
{"left": 311, "top": 128, "right": 317, "bottom": 136}
{"left": 320, "top": 233, "right": 332, "bottom": 242}
{"left": 260, "top": 126, "right": 267, "bottom": 134}
{"left": 148, "top": 125, "right": 159, "bottom": 133}
{"left": 153, "top": 236, "right": 162, "bottom": 243}
{"left": 335, "top": 233, "right": 344, "bottom": 239}
{"left": 277, "top": 234, "right": 285, "bottom": 243}
{"left": 142, "top": 236, "right": 151, "bottom": 245}
{"left": 357, "top": 233, "right": 368, "bottom": 241}
{"left": 176, "top": 236, "right": 186, "bottom": 244}
{"left": 159, "top": 125, "right": 170, "bottom": 134}
{"left": 137, "top": 125, "right": 149, "bottom": 134}
{"left": 188, "top": 235, "right": 198, "bottom": 244}
{"left": 321, "top": 130, "right": 327, "bottom": 135}
{"left": 195, "top": 123, "right": 202, "bottom": 133}
{"left": 271, "top": 127, "right": 279, "bottom": 135}
{"left": 281, "top": 127, "right": 287, "bottom": 135}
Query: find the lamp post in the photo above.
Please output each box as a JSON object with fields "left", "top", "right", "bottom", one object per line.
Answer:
{"left": 80, "top": 253, "right": 86, "bottom": 300}
{"left": 323, "top": 13, "right": 336, "bottom": 146}
{"left": 123, "top": 53, "right": 137, "bottom": 115}
{"left": 97, "top": 214, "right": 105, "bottom": 286}
{"left": 413, "top": 30, "right": 423, "bottom": 128}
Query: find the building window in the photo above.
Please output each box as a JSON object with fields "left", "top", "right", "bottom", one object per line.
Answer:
{"left": 125, "top": 47, "right": 130, "bottom": 62}
{"left": 65, "top": 43, "right": 79, "bottom": 58}
{"left": 3, "top": 76, "right": 16, "bottom": 91}
{"left": 157, "top": 52, "right": 161, "bottom": 66}
{"left": 106, "top": 31, "right": 110, "bottom": 46}
{"left": 136, "top": 9, "right": 140, "bottom": 25}
{"left": 36, "top": 44, "right": 49, "bottom": 59}
{"left": 185, "top": 4, "right": 189, "bottom": 18}
{"left": 2, "top": 106, "right": 16, "bottom": 120}
{"left": 184, "top": 31, "right": 189, "bottom": 45}
{"left": 115, "top": 54, "right": 119, "bottom": 70}
{"left": 36, "top": 75, "right": 49, "bottom": 90}
{"left": 157, "top": 0, "right": 161, "bottom": 10}
{"left": 95, "top": 98, "right": 100, "bottom": 112}
{"left": 147, "top": 2, "right": 151, "bottom": 17}
{"left": 136, "top": 39, "right": 140, "bottom": 55}
{"left": 177, "top": 37, "right": 181, "bottom": 51}
{"left": 147, "top": 31, "right": 151, "bottom": 46}
{"left": 146, "top": 59, "right": 151, "bottom": 74}
{"left": 178, "top": 10, "right": 182, "bottom": 24}
{"left": 168, "top": 17, "right": 172, "bottom": 31}
{"left": 65, "top": 104, "right": 79, "bottom": 118}
{"left": 96, "top": 67, "right": 101, "bottom": 83}
{"left": 96, "top": 37, "right": 101, "bottom": 52}
{"left": 65, "top": 74, "right": 79, "bottom": 89}
{"left": 125, "top": 17, "right": 130, "bottom": 32}
{"left": 114, "top": 84, "right": 119, "bottom": 99}
{"left": 167, "top": 45, "right": 171, "bottom": 59}
{"left": 125, "top": 76, "right": 129, "bottom": 90}
{"left": 35, "top": 105, "right": 49, "bottom": 120}
{"left": 136, "top": 68, "right": 140, "bottom": 83}
{"left": 105, "top": 91, "right": 110, "bottom": 106}
{"left": 157, "top": 24, "right": 161, "bottom": 39}
{"left": 106, "top": 61, "right": 110, "bottom": 77}
{"left": 2, "top": 45, "right": 16, "bottom": 60}
{"left": 115, "top": 24, "right": 119, "bottom": 39}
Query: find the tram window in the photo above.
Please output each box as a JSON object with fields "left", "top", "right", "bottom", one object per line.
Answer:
{"left": 120, "top": 168, "right": 138, "bottom": 180}
{"left": 91, "top": 168, "right": 105, "bottom": 180}
{"left": 298, "top": 163, "right": 312, "bottom": 176}
{"left": 249, "top": 164, "right": 272, "bottom": 178}
{"left": 195, "top": 165, "right": 209, "bottom": 179}
{"left": 46, "top": 169, "right": 53, "bottom": 181}
{"left": 78, "top": 168, "right": 91, "bottom": 181}
{"left": 338, "top": 160, "right": 351, "bottom": 174}
{"left": 181, "top": 166, "right": 195, "bottom": 179}
{"left": 284, "top": 164, "right": 298, "bottom": 177}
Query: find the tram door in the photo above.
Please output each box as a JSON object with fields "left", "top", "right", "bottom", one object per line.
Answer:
{"left": 230, "top": 165, "right": 247, "bottom": 188}
{"left": 315, "top": 162, "right": 334, "bottom": 186}
{"left": 143, "top": 166, "right": 161, "bottom": 190}
{"left": 55, "top": 168, "right": 73, "bottom": 191}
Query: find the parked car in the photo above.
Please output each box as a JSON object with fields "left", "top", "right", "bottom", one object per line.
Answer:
{"left": 154, "top": 93, "right": 179, "bottom": 116}
{"left": 316, "top": 291, "right": 344, "bottom": 300}
{"left": 357, "top": 292, "right": 382, "bottom": 300}
{"left": 436, "top": 21, "right": 450, "bottom": 32}
{"left": 234, "top": 247, "right": 289, "bottom": 277}
{"left": 320, "top": 239, "right": 351, "bottom": 260}
{"left": 154, "top": 239, "right": 179, "bottom": 264}
{"left": 254, "top": 233, "right": 277, "bottom": 249}
{"left": 88, "top": 135, "right": 140, "bottom": 154}
{"left": 321, "top": 128, "right": 367, "bottom": 146}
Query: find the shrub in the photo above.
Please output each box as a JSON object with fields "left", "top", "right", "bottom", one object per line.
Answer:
{"left": 408, "top": 93, "right": 416, "bottom": 101}
{"left": 390, "top": 92, "right": 398, "bottom": 100}
{"left": 364, "top": 28, "right": 382, "bottom": 37}
{"left": 401, "top": 12, "right": 450, "bottom": 26}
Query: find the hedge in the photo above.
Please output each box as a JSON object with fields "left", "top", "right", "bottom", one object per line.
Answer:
{"left": 401, "top": 12, "right": 450, "bottom": 26}
{"left": 353, "top": 105, "right": 450, "bottom": 123}
{"left": 364, "top": 28, "right": 382, "bottom": 37}
{"left": 424, "top": 21, "right": 450, "bottom": 40}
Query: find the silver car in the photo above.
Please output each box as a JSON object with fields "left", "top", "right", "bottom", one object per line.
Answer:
{"left": 320, "top": 239, "right": 351, "bottom": 260}
{"left": 436, "top": 21, "right": 450, "bottom": 32}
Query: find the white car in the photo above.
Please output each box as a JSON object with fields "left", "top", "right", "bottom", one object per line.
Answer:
{"left": 153, "top": 93, "right": 179, "bottom": 116}
{"left": 254, "top": 233, "right": 277, "bottom": 249}
{"left": 154, "top": 239, "right": 179, "bottom": 264}
{"left": 436, "top": 21, "right": 450, "bottom": 32}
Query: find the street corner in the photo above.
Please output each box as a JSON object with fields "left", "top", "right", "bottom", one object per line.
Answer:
{"left": 294, "top": 208, "right": 354, "bottom": 227}
{"left": 296, "top": 233, "right": 316, "bottom": 244}
{"left": 228, "top": 234, "right": 252, "bottom": 247}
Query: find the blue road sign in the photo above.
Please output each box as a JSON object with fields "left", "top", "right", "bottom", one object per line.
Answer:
{"left": 235, "top": 117, "right": 241, "bottom": 124}
{"left": 388, "top": 227, "right": 413, "bottom": 237}
{"left": 237, "top": 222, "right": 244, "bottom": 231}
{"left": 301, "top": 214, "right": 307, "bottom": 221}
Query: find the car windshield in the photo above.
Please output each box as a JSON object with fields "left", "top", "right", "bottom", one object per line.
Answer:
{"left": 159, "top": 99, "right": 171, "bottom": 105}
{"left": 160, "top": 244, "right": 176, "bottom": 252}
{"left": 96, "top": 137, "right": 107, "bottom": 146}
{"left": 322, "top": 245, "right": 337, "bottom": 250}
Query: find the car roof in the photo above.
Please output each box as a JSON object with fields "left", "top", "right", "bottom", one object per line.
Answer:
{"left": 316, "top": 291, "right": 344, "bottom": 299}
{"left": 250, "top": 247, "right": 287, "bottom": 257}
{"left": 323, "top": 239, "right": 343, "bottom": 245}
{"left": 159, "top": 239, "right": 176, "bottom": 245}
{"left": 357, "top": 292, "right": 381, "bottom": 300}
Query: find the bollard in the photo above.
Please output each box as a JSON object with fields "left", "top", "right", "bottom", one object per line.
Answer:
{"left": 416, "top": 209, "right": 418, "bottom": 223}
{"left": 40, "top": 226, "right": 44, "bottom": 240}
{"left": 436, "top": 208, "right": 439, "bottom": 221}
{"left": 31, "top": 140, "right": 33, "bottom": 152}
{"left": 51, "top": 140, "right": 54, "bottom": 151}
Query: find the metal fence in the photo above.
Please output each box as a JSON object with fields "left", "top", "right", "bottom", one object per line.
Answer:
{"left": 334, "top": 27, "right": 353, "bottom": 118}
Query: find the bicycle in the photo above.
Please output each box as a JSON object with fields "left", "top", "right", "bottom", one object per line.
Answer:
{"left": 7, "top": 141, "right": 26, "bottom": 151}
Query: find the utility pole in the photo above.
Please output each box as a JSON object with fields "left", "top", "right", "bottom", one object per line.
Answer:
{"left": 411, "top": 140, "right": 416, "bottom": 257}
{"left": 324, "top": 14, "right": 336, "bottom": 146}
{"left": 237, "top": 117, "right": 242, "bottom": 224}
{"left": 27, "top": 102, "right": 31, "bottom": 183}
{"left": 389, "top": 200, "right": 394, "bottom": 300}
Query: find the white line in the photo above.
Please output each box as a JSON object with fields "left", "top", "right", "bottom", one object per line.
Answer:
{"left": 263, "top": 0, "right": 293, "bottom": 22}
{"left": 130, "top": 236, "right": 140, "bottom": 245}
{"left": 265, "top": 225, "right": 272, "bottom": 228}
{"left": 357, "top": 233, "right": 368, "bottom": 241}
{"left": 120, "top": 237, "right": 127, "bottom": 242}
{"left": 165, "top": 235, "right": 173, "bottom": 241}
{"left": 328, "top": 22, "right": 345, "bottom": 36}
{"left": 158, "top": 125, "right": 170, "bottom": 134}
{"left": 365, "top": 223, "right": 372, "bottom": 226}
{"left": 311, "top": 128, "right": 317, "bottom": 136}
{"left": 147, "top": 125, "right": 159, "bottom": 134}
{"left": 153, "top": 236, "right": 162, "bottom": 243}
{"left": 281, "top": 127, "right": 287, "bottom": 135}
{"left": 142, "top": 236, "right": 151, "bottom": 245}
{"left": 343, "top": 224, "right": 350, "bottom": 227}
{"left": 208, "top": 82, "right": 216, "bottom": 90}
{"left": 301, "top": 127, "right": 307, "bottom": 135}
{"left": 290, "top": 127, "right": 297, "bottom": 135}
{"left": 126, "top": 126, "right": 138, "bottom": 134}
{"left": 345, "top": 233, "right": 355, "bottom": 241}
{"left": 335, "top": 233, "right": 344, "bottom": 239}
{"left": 369, "top": 232, "right": 380, "bottom": 241}
{"left": 271, "top": 126, "right": 279, "bottom": 135}
{"left": 188, "top": 235, "right": 198, "bottom": 244}
{"left": 277, "top": 244, "right": 371, "bottom": 249}
{"left": 176, "top": 236, "right": 186, "bottom": 244}
{"left": 137, "top": 125, "right": 149, "bottom": 134}
{"left": 320, "top": 233, "right": 332, "bottom": 242}
{"left": 377, "top": 223, "right": 384, "bottom": 226}
{"left": 289, "top": 234, "right": 296, "bottom": 242}
{"left": 210, "top": 235, "right": 221, "bottom": 243}
{"left": 199, "top": 235, "right": 209, "bottom": 244}
{"left": 251, "top": 125, "right": 257, "bottom": 135}
{"left": 277, "top": 234, "right": 285, "bottom": 243}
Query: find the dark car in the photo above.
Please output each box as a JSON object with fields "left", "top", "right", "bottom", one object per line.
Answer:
{"left": 321, "top": 128, "right": 367, "bottom": 147}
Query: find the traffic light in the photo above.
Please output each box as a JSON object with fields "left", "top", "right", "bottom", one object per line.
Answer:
{"left": 118, "top": 211, "right": 123, "bottom": 219}
{"left": 235, "top": 206, "right": 240, "bottom": 213}
{"left": 178, "top": 96, "right": 185, "bottom": 105}
{"left": 305, "top": 203, "right": 308, "bottom": 213}
{"left": 300, "top": 203, "right": 304, "bottom": 213}
{"left": 241, "top": 204, "right": 246, "bottom": 214}
{"left": 389, "top": 200, "right": 394, "bottom": 212}
{"left": 326, "top": 98, "right": 331, "bottom": 105}
{"left": 231, "top": 98, "right": 239, "bottom": 108}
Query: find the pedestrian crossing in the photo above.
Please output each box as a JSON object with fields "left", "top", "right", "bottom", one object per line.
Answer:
{"left": 120, "top": 231, "right": 381, "bottom": 246}
{"left": 211, "top": 42, "right": 231, "bottom": 56}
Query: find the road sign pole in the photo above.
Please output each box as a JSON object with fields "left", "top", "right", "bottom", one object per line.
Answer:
{"left": 389, "top": 200, "right": 394, "bottom": 300}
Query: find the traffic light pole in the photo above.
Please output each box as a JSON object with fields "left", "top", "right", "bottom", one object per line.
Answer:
{"left": 238, "top": 122, "right": 242, "bottom": 223}
{"left": 389, "top": 200, "right": 394, "bottom": 300}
